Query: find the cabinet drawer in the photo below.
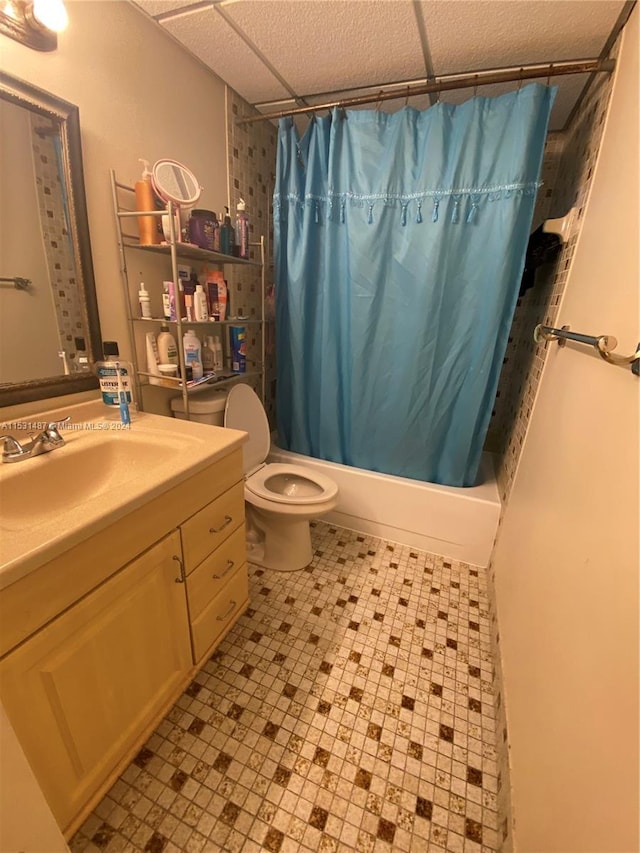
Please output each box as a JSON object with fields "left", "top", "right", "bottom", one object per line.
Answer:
{"left": 181, "top": 481, "right": 245, "bottom": 574}
{"left": 187, "top": 525, "right": 247, "bottom": 621}
{"left": 191, "top": 565, "right": 249, "bottom": 663}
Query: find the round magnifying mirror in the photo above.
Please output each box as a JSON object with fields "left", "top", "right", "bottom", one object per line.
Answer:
{"left": 151, "top": 159, "right": 201, "bottom": 207}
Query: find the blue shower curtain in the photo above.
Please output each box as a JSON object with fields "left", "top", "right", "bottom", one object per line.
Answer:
{"left": 274, "top": 84, "right": 556, "bottom": 487}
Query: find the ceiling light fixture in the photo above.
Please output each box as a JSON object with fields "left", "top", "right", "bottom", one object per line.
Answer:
{"left": 0, "top": 0, "right": 68, "bottom": 51}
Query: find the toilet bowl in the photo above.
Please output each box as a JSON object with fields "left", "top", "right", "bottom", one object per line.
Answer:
{"left": 224, "top": 384, "right": 338, "bottom": 572}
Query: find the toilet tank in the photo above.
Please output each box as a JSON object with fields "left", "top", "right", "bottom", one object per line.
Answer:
{"left": 170, "top": 389, "right": 228, "bottom": 425}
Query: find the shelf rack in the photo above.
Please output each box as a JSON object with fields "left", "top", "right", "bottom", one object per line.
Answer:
{"left": 109, "top": 169, "right": 266, "bottom": 419}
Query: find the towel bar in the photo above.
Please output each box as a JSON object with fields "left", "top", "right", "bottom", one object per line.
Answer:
{"left": 534, "top": 324, "right": 640, "bottom": 374}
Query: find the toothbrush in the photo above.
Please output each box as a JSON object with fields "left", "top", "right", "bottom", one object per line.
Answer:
{"left": 115, "top": 361, "right": 131, "bottom": 426}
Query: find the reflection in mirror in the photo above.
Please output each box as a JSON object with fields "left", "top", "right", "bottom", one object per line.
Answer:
{"left": 0, "top": 72, "right": 102, "bottom": 406}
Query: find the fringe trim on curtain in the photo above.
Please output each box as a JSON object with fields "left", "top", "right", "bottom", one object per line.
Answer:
{"left": 274, "top": 182, "right": 541, "bottom": 224}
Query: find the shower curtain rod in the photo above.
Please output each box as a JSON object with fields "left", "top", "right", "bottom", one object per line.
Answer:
{"left": 235, "top": 57, "right": 615, "bottom": 125}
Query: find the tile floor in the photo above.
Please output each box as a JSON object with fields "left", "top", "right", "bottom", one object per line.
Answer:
{"left": 71, "top": 522, "right": 499, "bottom": 853}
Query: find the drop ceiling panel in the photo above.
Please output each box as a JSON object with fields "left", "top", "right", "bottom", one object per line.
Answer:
{"left": 135, "top": 0, "right": 199, "bottom": 17}
{"left": 221, "top": 0, "right": 428, "bottom": 95}
{"left": 131, "top": 0, "right": 624, "bottom": 131}
{"left": 160, "top": 8, "right": 291, "bottom": 103}
{"left": 419, "top": 0, "right": 625, "bottom": 74}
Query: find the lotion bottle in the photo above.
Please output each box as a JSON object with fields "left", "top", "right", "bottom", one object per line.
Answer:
{"left": 138, "top": 279, "right": 151, "bottom": 318}
{"left": 157, "top": 324, "right": 178, "bottom": 365}
{"left": 194, "top": 284, "right": 209, "bottom": 322}
{"left": 135, "top": 160, "right": 160, "bottom": 246}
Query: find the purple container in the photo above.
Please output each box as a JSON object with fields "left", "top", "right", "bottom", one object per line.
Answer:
{"left": 188, "top": 209, "right": 217, "bottom": 251}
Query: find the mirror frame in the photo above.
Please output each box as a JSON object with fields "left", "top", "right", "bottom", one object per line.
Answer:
{"left": 0, "top": 71, "right": 102, "bottom": 406}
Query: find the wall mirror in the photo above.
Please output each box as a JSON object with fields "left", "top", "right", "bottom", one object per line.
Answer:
{"left": 0, "top": 71, "right": 102, "bottom": 406}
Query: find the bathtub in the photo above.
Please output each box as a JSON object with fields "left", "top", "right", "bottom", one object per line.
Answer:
{"left": 268, "top": 445, "right": 501, "bottom": 568}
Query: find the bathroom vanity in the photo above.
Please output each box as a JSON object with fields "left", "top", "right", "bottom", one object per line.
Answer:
{"left": 0, "top": 400, "right": 248, "bottom": 836}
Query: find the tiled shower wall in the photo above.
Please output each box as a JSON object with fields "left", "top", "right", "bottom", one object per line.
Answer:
{"left": 225, "top": 90, "right": 277, "bottom": 426}
{"left": 487, "top": 59, "right": 618, "bottom": 502}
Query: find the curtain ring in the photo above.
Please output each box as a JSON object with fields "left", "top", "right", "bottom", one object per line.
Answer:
{"left": 404, "top": 86, "right": 410, "bottom": 107}
{"left": 473, "top": 74, "right": 479, "bottom": 98}
{"left": 518, "top": 69, "right": 524, "bottom": 91}
{"left": 375, "top": 89, "right": 384, "bottom": 111}
{"left": 546, "top": 63, "right": 554, "bottom": 87}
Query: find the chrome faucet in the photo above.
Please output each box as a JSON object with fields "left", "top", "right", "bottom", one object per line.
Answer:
{"left": 0, "top": 417, "right": 70, "bottom": 463}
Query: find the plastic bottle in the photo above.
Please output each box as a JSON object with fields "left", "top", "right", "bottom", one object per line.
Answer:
{"left": 145, "top": 332, "right": 162, "bottom": 385}
{"left": 183, "top": 330, "right": 203, "bottom": 380}
{"left": 95, "top": 341, "right": 134, "bottom": 410}
{"left": 219, "top": 206, "right": 235, "bottom": 255}
{"left": 194, "top": 284, "right": 209, "bottom": 322}
{"left": 202, "top": 336, "right": 216, "bottom": 374}
{"left": 235, "top": 198, "right": 249, "bottom": 259}
{"left": 213, "top": 334, "right": 224, "bottom": 372}
{"left": 134, "top": 159, "right": 160, "bottom": 246}
{"left": 138, "top": 279, "right": 151, "bottom": 318}
{"left": 157, "top": 324, "right": 178, "bottom": 365}
{"left": 229, "top": 326, "right": 246, "bottom": 373}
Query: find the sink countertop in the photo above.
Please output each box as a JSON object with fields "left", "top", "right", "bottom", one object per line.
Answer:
{"left": 0, "top": 400, "right": 247, "bottom": 591}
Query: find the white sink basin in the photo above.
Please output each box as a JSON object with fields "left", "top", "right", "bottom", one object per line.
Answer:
{"left": 0, "top": 400, "right": 247, "bottom": 589}
{"left": 1, "top": 430, "right": 193, "bottom": 531}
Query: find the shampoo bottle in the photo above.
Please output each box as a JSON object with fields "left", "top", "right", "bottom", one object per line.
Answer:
{"left": 219, "top": 207, "right": 235, "bottom": 255}
{"left": 235, "top": 198, "right": 249, "bottom": 259}
{"left": 194, "top": 284, "right": 209, "bottom": 322}
{"left": 157, "top": 324, "right": 178, "bottom": 365}
{"left": 135, "top": 160, "right": 160, "bottom": 246}
{"left": 96, "top": 341, "right": 134, "bottom": 410}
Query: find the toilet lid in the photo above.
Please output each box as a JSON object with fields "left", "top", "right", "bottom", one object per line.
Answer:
{"left": 224, "top": 384, "right": 270, "bottom": 476}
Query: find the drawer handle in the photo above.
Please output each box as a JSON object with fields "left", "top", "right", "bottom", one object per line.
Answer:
{"left": 212, "top": 559, "right": 235, "bottom": 580}
{"left": 173, "top": 555, "right": 185, "bottom": 584}
{"left": 216, "top": 600, "right": 237, "bottom": 621}
{"left": 209, "top": 515, "right": 233, "bottom": 534}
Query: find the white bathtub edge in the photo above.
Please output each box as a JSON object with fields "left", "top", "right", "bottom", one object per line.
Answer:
{"left": 269, "top": 445, "right": 501, "bottom": 568}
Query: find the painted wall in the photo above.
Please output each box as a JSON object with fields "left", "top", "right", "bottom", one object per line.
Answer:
{"left": 491, "top": 6, "right": 639, "bottom": 851}
{"left": 0, "top": 0, "right": 229, "bottom": 371}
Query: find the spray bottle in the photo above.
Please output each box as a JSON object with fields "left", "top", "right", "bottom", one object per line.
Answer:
{"left": 134, "top": 159, "right": 161, "bottom": 245}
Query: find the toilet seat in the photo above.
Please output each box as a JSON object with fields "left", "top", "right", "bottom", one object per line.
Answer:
{"left": 224, "top": 385, "right": 338, "bottom": 506}
{"left": 246, "top": 462, "right": 338, "bottom": 505}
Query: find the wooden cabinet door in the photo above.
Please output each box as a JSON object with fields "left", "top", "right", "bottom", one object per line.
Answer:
{"left": 0, "top": 531, "right": 191, "bottom": 833}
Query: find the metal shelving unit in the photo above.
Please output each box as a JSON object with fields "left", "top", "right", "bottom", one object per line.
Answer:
{"left": 110, "top": 169, "right": 266, "bottom": 419}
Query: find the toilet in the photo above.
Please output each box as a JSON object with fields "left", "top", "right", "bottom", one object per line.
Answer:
{"left": 171, "top": 385, "right": 339, "bottom": 572}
